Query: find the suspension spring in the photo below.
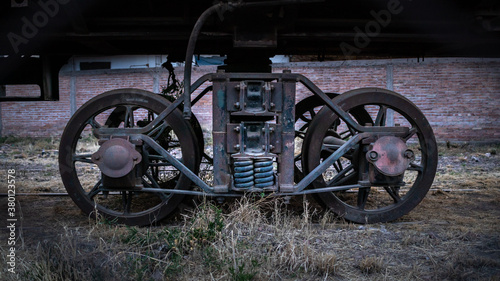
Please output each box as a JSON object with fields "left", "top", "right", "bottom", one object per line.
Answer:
{"left": 254, "top": 158, "right": 274, "bottom": 188}
{"left": 233, "top": 159, "right": 254, "bottom": 188}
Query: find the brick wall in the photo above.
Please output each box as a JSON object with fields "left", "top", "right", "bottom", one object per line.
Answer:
{"left": 1, "top": 58, "right": 499, "bottom": 142}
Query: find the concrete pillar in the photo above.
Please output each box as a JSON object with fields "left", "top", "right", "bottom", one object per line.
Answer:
{"left": 153, "top": 55, "right": 162, "bottom": 94}
{"left": 153, "top": 71, "right": 160, "bottom": 94}
{"left": 70, "top": 75, "right": 77, "bottom": 115}
{"left": 386, "top": 64, "right": 395, "bottom": 126}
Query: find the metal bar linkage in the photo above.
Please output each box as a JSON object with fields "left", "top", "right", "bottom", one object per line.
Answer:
{"left": 136, "top": 134, "right": 214, "bottom": 193}
{"left": 294, "top": 133, "right": 367, "bottom": 192}
{"left": 296, "top": 75, "right": 408, "bottom": 134}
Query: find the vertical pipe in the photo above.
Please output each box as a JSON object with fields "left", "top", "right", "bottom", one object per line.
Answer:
{"left": 70, "top": 57, "right": 77, "bottom": 115}
{"left": 0, "top": 85, "right": 5, "bottom": 136}
{"left": 184, "top": 3, "right": 227, "bottom": 119}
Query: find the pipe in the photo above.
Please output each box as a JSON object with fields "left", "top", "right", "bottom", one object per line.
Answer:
{"left": 182, "top": 0, "right": 324, "bottom": 119}
{"left": 183, "top": 3, "right": 231, "bottom": 119}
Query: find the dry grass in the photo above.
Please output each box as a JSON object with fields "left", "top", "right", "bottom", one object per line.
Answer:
{"left": 2, "top": 190, "right": 499, "bottom": 280}
{"left": 0, "top": 139, "right": 499, "bottom": 280}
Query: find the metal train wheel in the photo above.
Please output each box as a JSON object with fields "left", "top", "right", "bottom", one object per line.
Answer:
{"left": 294, "top": 93, "right": 372, "bottom": 183}
{"left": 59, "top": 89, "right": 199, "bottom": 226}
{"left": 303, "top": 88, "right": 437, "bottom": 223}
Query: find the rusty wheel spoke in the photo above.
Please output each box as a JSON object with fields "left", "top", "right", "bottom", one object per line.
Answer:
{"left": 73, "top": 153, "right": 94, "bottom": 164}
{"left": 147, "top": 121, "right": 168, "bottom": 141}
{"left": 295, "top": 130, "right": 306, "bottom": 139}
{"left": 87, "top": 179, "right": 103, "bottom": 199}
{"left": 145, "top": 173, "right": 161, "bottom": 189}
{"left": 88, "top": 117, "right": 102, "bottom": 129}
{"left": 337, "top": 159, "right": 343, "bottom": 171}
{"left": 326, "top": 164, "right": 355, "bottom": 186}
{"left": 298, "top": 123, "right": 309, "bottom": 132}
{"left": 357, "top": 187, "right": 370, "bottom": 210}
{"left": 124, "top": 105, "right": 135, "bottom": 127}
{"left": 375, "top": 105, "right": 387, "bottom": 126}
{"left": 143, "top": 175, "right": 170, "bottom": 202}
{"left": 332, "top": 160, "right": 343, "bottom": 173}
{"left": 408, "top": 162, "right": 424, "bottom": 173}
{"left": 298, "top": 111, "right": 313, "bottom": 123}
{"left": 403, "top": 127, "right": 418, "bottom": 141}
{"left": 122, "top": 191, "right": 132, "bottom": 214}
{"left": 384, "top": 186, "right": 401, "bottom": 203}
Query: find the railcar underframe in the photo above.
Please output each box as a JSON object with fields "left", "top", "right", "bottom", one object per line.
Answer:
{"left": 54, "top": 1, "right": 441, "bottom": 225}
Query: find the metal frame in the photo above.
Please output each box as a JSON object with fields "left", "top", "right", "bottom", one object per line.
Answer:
{"left": 93, "top": 71, "right": 411, "bottom": 198}
{"left": 91, "top": 0, "right": 411, "bottom": 198}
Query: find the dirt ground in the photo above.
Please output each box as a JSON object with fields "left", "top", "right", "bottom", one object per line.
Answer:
{"left": 0, "top": 138, "right": 499, "bottom": 280}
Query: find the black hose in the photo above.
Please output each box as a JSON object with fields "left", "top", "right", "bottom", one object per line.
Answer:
{"left": 183, "top": 3, "right": 231, "bottom": 119}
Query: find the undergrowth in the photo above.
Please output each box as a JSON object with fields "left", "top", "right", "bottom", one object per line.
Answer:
{"left": 1, "top": 198, "right": 343, "bottom": 281}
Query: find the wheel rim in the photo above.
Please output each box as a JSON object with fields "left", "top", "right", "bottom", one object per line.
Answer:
{"left": 59, "top": 89, "right": 199, "bottom": 225}
{"left": 303, "top": 88, "right": 437, "bottom": 223}
{"left": 294, "top": 93, "right": 340, "bottom": 182}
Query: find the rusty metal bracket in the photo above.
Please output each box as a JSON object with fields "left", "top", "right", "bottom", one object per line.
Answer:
{"left": 294, "top": 133, "right": 369, "bottom": 193}
{"left": 134, "top": 134, "right": 214, "bottom": 193}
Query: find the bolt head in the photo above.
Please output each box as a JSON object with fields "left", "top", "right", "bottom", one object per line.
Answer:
{"left": 404, "top": 149, "right": 415, "bottom": 159}
{"left": 368, "top": 151, "right": 379, "bottom": 161}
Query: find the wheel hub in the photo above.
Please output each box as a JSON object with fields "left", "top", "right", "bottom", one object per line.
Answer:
{"left": 92, "top": 138, "right": 142, "bottom": 178}
{"left": 366, "top": 136, "right": 413, "bottom": 177}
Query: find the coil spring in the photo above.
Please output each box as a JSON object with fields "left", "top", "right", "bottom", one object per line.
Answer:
{"left": 233, "top": 160, "right": 254, "bottom": 188}
{"left": 254, "top": 158, "right": 274, "bottom": 188}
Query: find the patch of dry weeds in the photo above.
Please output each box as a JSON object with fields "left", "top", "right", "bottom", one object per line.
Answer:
{"left": 0, "top": 139, "right": 499, "bottom": 280}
